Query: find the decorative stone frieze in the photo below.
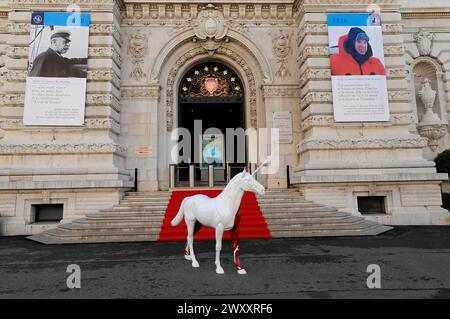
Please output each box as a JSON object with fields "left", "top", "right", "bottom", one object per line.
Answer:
{"left": 388, "top": 90, "right": 411, "bottom": 102}
{"left": 300, "top": 92, "right": 333, "bottom": 108}
{"left": 262, "top": 85, "right": 300, "bottom": 98}
{"left": 6, "top": 70, "right": 26, "bottom": 82}
{"left": 272, "top": 29, "right": 292, "bottom": 79}
{"left": 121, "top": 85, "right": 160, "bottom": 99}
{"left": 7, "top": 46, "right": 28, "bottom": 58}
{"left": 0, "top": 93, "right": 24, "bottom": 105}
{"left": 127, "top": 29, "right": 149, "bottom": 81}
{"left": 301, "top": 115, "right": 334, "bottom": 132}
{"left": 384, "top": 44, "right": 405, "bottom": 56}
{"left": 297, "top": 136, "right": 428, "bottom": 154}
{"left": 301, "top": 113, "right": 416, "bottom": 132}
{"left": 0, "top": 143, "right": 127, "bottom": 156}
{"left": 299, "top": 69, "right": 331, "bottom": 87}
{"left": 0, "top": 118, "right": 120, "bottom": 134}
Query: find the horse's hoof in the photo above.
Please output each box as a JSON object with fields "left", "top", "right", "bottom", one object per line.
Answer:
{"left": 184, "top": 255, "right": 192, "bottom": 261}
{"left": 237, "top": 269, "right": 247, "bottom": 275}
{"left": 216, "top": 268, "right": 225, "bottom": 274}
{"left": 192, "top": 261, "right": 199, "bottom": 268}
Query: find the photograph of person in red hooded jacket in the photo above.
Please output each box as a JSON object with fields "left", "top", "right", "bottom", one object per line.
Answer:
{"left": 330, "top": 27, "right": 386, "bottom": 76}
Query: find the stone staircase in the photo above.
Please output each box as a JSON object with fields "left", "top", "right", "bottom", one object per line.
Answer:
{"left": 27, "top": 192, "right": 171, "bottom": 244}
{"left": 257, "top": 189, "right": 392, "bottom": 237}
{"left": 27, "top": 189, "right": 392, "bottom": 244}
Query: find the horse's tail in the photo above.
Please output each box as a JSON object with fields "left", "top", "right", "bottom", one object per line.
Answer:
{"left": 171, "top": 197, "right": 187, "bottom": 226}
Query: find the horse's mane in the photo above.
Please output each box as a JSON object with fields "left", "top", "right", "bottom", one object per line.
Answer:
{"left": 219, "top": 172, "right": 244, "bottom": 195}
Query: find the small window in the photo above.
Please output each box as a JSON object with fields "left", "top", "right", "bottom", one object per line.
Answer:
{"left": 33, "top": 204, "right": 63, "bottom": 223}
{"left": 357, "top": 196, "right": 386, "bottom": 215}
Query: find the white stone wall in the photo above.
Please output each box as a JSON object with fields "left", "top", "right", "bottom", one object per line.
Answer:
{"left": 1, "top": 0, "right": 450, "bottom": 234}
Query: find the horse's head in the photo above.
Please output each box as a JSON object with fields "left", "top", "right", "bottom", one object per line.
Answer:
{"left": 238, "top": 169, "right": 265, "bottom": 195}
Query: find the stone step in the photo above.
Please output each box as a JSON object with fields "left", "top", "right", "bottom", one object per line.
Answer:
{"left": 262, "top": 212, "right": 350, "bottom": 219}
{"left": 258, "top": 202, "right": 329, "bottom": 208}
{"left": 266, "top": 221, "right": 373, "bottom": 233}
{"left": 261, "top": 207, "right": 338, "bottom": 213}
{"left": 42, "top": 227, "right": 161, "bottom": 239}
{"left": 116, "top": 200, "right": 168, "bottom": 207}
{"left": 270, "top": 224, "right": 392, "bottom": 237}
{"left": 99, "top": 206, "right": 166, "bottom": 213}
{"left": 258, "top": 198, "right": 308, "bottom": 203}
{"left": 86, "top": 212, "right": 166, "bottom": 219}
{"left": 26, "top": 234, "right": 158, "bottom": 244}
{"left": 265, "top": 216, "right": 364, "bottom": 226}
{"left": 59, "top": 223, "right": 163, "bottom": 232}
{"left": 75, "top": 217, "right": 164, "bottom": 224}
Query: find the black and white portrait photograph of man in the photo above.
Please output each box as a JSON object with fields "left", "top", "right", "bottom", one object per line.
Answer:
{"left": 28, "top": 28, "right": 88, "bottom": 78}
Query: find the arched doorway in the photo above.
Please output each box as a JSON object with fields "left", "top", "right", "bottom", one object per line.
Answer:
{"left": 176, "top": 62, "right": 247, "bottom": 186}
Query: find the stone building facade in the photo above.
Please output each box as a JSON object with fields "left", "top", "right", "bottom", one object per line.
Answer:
{"left": 1, "top": 0, "right": 450, "bottom": 236}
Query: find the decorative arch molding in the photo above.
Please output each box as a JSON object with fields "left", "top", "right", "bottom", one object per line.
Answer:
{"left": 164, "top": 45, "right": 259, "bottom": 131}
{"left": 148, "top": 28, "right": 273, "bottom": 85}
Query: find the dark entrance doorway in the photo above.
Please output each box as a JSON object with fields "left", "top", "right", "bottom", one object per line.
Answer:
{"left": 176, "top": 62, "right": 246, "bottom": 186}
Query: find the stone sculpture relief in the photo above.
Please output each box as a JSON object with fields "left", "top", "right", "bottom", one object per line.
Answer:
{"left": 192, "top": 4, "right": 229, "bottom": 55}
{"left": 272, "top": 30, "right": 292, "bottom": 79}
{"left": 416, "top": 78, "right": 447, "bottom": 151}
{"left": 127, "top": 29, "right": 149, "bottom": 81}
{"left": 413, "top": 30, "right": 435, "bottom": 56}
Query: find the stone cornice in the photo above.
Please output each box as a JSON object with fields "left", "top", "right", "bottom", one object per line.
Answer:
{"left": 122, "top": 2, "right": 295, "bottom": 25}
{"left": 295, "top": 0, "right": 401, "bottom": 14}
{"left": 8, "top": 0, "right": 124, "bottom": 11}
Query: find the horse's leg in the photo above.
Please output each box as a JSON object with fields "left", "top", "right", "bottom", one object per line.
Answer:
{"left": 215, "top": 224, "right": 225, "bottom": 274}
{"left": 231, "top": 209, "right": 247, "bottom": 275}
{"left": 186, "top": 219, "right": 199, "bottom": 268}
{"left": 184, "top": 221, "right": 202, "bottom": 261}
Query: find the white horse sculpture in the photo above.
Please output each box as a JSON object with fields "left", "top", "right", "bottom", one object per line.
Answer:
{"left": 171, "top": 166, "right": 266, "bottom": 274}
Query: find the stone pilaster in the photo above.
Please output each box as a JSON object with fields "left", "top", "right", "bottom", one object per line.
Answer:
{"left": 120, "top": 84, "right": 160, "bottom": 191}
{"left": 262, "top": 84, "right": 301, "bottom": 188}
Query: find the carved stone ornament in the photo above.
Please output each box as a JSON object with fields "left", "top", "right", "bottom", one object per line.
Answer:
{"left": 192, "top": 4, "right": 229, "bottom": 55}
{"left": 193, "top": 4, "right": 228, "bottom": 41}
{"left": 272, "top": 30, "right": 292, "bottom": 79}
{"left": 127, "top": 29, "right": 149, "bottom": 81}
{"left": 416, "top": 78, "right": 447, "bottom": 151}
{"left": 413, "top": 30, "right": 435, "bottom": 56}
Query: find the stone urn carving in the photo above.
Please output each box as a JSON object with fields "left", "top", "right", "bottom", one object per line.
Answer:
{"left": 416, "top": 78, "right": 447, "bottom": 151}
{"left": 413, "top": 30, "right": 435, "bottom": 56}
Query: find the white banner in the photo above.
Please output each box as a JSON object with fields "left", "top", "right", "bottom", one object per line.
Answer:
{"left": 23, "top": 12, "right": 90, "bottom": 126}
{"left": 328, "top": 13, "right": 390, "bottom": 122}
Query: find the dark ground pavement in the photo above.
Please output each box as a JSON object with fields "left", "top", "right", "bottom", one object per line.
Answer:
{"left": 1, "top": 226, "right": 450, "bottom": 299}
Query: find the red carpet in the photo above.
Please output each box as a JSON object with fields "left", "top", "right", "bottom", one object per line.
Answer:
{"left": 158, "top": 190, "right": 272, "bottom": 242}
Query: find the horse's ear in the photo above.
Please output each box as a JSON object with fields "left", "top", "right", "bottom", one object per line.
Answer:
{"left": 243, "top": 167, "right": 247, "bottom": 173}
